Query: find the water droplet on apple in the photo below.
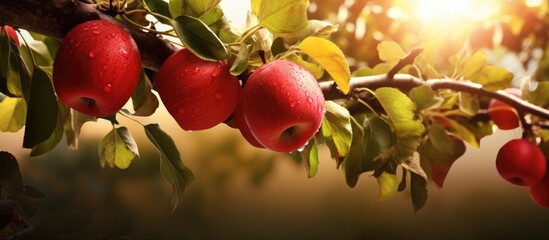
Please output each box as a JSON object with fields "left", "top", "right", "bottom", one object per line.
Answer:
{"left": 83, "top": 27, "right": 90, "bottom": 31}
{"left": 193, "top": 67, "right": 200, "bottom": 73}
{"left": 211, "top": 63, "right": 222, "bottom": 77}
{"left": 103, "top": 65, "right": 108, "bottom": 70}
{"left": 92, "top": 30, "right": 101, "bottom": 35}
{"left": 214, "top": 92, "right": 223, "bottom": 99}
{"left": 92, "top": 26, "right": 99, "bottom": 30}
{"left": 307, "top": 97, "right": 313, "bottom": 104}
{"left": 120, "top": 48, "right": 129, "bottom": 59}
{"left": 297, "top": 141, "right": 308, "bottom": 152}
{"left": 178, "top": 107, "right": 185, "bottom": 114}
{"left": 103, "top": 83, "right": 112, "bottom": 93}
{"left": 88, "top": 51, "right": 95, "bottom": 58}
{"left": 108, "top": 33, "right": 116, "bottom": 39}
{"left": 290, "top": 102, "right": 295, "bottom": 108}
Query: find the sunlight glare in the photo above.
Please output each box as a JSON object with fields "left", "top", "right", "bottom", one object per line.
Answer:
{"left": 415, "top": 0, "right": 499, "bottom": 26}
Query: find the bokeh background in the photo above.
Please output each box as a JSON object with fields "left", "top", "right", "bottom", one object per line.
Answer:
{"left": 4, "top": 0, "right": 549, "bottom": 239}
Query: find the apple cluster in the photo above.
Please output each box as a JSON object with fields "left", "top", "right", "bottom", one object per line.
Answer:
{"left": 154, "top": 50, "right": 325, "bottom": 153}
{"left": 495, "top": 138, "right": 549, "bottom": 207}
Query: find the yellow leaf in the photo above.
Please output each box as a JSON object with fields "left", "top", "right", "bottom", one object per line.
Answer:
{"left": 377, "top": 40, "right": 406, "bottom": 64}
{"left": 0, "top": 97, "right": 27, "bottom": 132}
{"left": 377, "top": 171, "right": 398, "bottom": 201}
{"left": 300, "top": 37, "right": 350, "bottom": 94}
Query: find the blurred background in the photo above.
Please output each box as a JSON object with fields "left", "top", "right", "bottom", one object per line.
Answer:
{"left": 4, "top": 0, "right": 549, "bottom": 239}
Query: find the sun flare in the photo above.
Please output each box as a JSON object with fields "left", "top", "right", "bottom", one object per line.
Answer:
{"left": 415, "top": 0, "right": 499, "bottom": 26}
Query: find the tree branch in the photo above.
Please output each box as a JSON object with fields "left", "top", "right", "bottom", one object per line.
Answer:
{"left": 320, "top": 74, "right": 549, "bottom": 120}
{"left": 0, "top": 0, "right": 178, "bottom": 71}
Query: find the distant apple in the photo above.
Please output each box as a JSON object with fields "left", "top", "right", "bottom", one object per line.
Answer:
{"left": 496, "top": 139, "right": 546, "bottom": 186}
{"left": 155, "top": 49, "right": 240, "bottom": 131}
{"left": 488, "top": 88, "right": 522, "bottom": 130}
{"left": 53, "top": 20, "right": 141, "bottom": 117}
{"left": 1, "top": 25, "right": 19, "bottom": 46}
{"left": 241, "top": 60, "right": 325, "bottom": 152}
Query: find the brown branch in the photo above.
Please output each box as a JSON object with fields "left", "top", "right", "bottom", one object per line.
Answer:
{"left": 0, "top": 0, "right": 178, "bottom": 71}
{"left": 386, "top": 47, "right": 423, "bottom": 81}
{"left": 320, "top": 74, "right": 549, "bottom": 120}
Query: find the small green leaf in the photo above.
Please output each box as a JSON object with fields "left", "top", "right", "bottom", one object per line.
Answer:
{"left": 30, "top": 102, "right": 65, "bottom": 156}
{"left": 458, "top": 91, "right": 479, "bottom": 116}
{"left": 321, "top": 101, "right": 352, "bottom": 158}
{"left": 375, "top": 87, "right": 425, "bottom": 162}
{"left": 343, "top": 115, "right": 396, "bottom": 187}
{"left": 378, "top": 41, "right": 406, "bottom": 64}
{"left": 411, "top": 172, "right": 428, "bottom": 213}
{"left": 1, "top": 30, "right": 31, "bottom": 98}
{"left": 409, "top": 85, "right": 443, "bottom": 112}
{"left": 23, "top": 67, "right": 58, "bottom": 148}
{"left": 473, "top": 66, "right": 513, "bottom": 91}
{"left": 229, "top": 43, "right": 249, "bottom": 76}
{"left": 169, "top": 0, "right": 183, "bottom": 17}
{"left": 460, "top": 50, "right": 487, "bottom": 79}
{"left": 255, "top": 0, "right": 309, "bottom": 35}
{"left": 99, "top": 127, "right": 139, "bottom": 169}
{"left": 144, "top": 124, "right": 195, "bottom": 211}
{"left": 199, "top": 6, "right": 224, "bottom": 26}
{"left": 300, "top": 137, "right": 319, "bottom": 178}
{"left": 20, "top": 41, "right": 53, "bottom": 67}
{"left": 300, "top": 37, "right": 350, "bottom": 94}
{"left": 419, "top": 124, "right": 466, "bottom": 188}
{"left": 172, "top": 15, "right": 229, "bottom": 61}
{"left": 144, "top": 0, "right": 172, "bottom": 24}
{"left": 0, "top": 97, "right": 26, "bottom": 132}
{"left": 63, "top": 109, "right": 97, "bottom": 150}
{"left": 130, "top": 71, "right": 159, "bottom": 117}
{"left": 529, "top": 82, "right": 549, "bottom": 107}
{"left": 376, "top": 171, "right": 398, "bottom": 201}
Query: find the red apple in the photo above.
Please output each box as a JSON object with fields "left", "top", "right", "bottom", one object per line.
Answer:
{"left": 488, "top": 88, "right": 522, "bottom": 130}
{"left": 155, "top": 49, "right": 240, "bottom": 131}
{"left": 241, "top": 60, "right": 325, "bottom": 153}
{"left": 53, "top": 20, "right": 141, "bottom": 117}
{"left": 530, "top": 170, "right": 549, "bottom": 208}
{"left": 496, "top": 139, "right": 546, "bottom": 186}
{"left": 232, "top": 102, "right": 264, "bottom": 148}
{"left": 1, "top": 25, "right": 19, "bottom": 46}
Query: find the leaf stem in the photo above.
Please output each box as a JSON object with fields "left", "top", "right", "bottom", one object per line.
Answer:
{"left": 236, "top": 24, "right": 262, "bottom": 44}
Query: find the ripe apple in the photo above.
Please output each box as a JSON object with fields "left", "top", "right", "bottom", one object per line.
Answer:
{"left": 241, "top": 60, "right": 325, "bottom": 153}
{"left": 496, "top": 139, "right": 546, "bottom": 186}
{"left": 53, "top": 20, "right": 141, "bottom": 117}
{"left": 488, "top": 88, "right": 522, "bottom": 130}
{"left": 155, "top": 49, "right": 240, "bottom": 131}
{"left": 232, "top": 102, "right": 264, "bottom": 148}
{"left": 1, "top": 25, "right": 19, "bottom": 46}
{"left": 530, "top": 170, "right": 549, "bottom": 208}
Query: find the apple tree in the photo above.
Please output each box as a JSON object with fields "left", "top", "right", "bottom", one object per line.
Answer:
{"left": 2, "top": 0, "right": 549, "bottom": 237}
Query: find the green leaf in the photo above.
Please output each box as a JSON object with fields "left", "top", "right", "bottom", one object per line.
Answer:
{"left": 20, "top": 41, "right": 53, "bottom": 67}
{"left": 181, "top": 0, "right": 221, "bottom": 18}
{"left": 458, "top": 91, "right": 479, "bottom": 116}
{"left": 419, "top": 124, "right": 466, "bottom": 188}
{"left": 378, "top": 40, "right": 406, "bottom": 64}
{"left": 144, "top": 124, "right": 195, "bottom": 211}
{"left": 300, "top": 137, "right": 319, "bottom": 178}
{"left": 63, "top": 109, "right": 97, "bottom": 150}
{"left": 0, "top": 97, "right": 26, "bottom": 132}
{"left": 0, "top": 30, "right": 31, "bottom": 98}
{"left": 376, "top": 171, "right": 398, "bottom": 201}
{"left": 286, "top": 53, "right": 324, "bottom": 79}
{"left": 321, "top": 101, "right": 352, "bottom": 158}
{"left": 172, "top": 15, "right": 229, "bottom": 61}
{"left": 300, "top": 37, "right": 350, "bottom": 94}
{"left": 0, "top": 151, "right": 24, "bottom": 191}
{"left": 409, "top": 85, "right": 443, "bottom": 112}
{"left": 279, "top": 19, "right": 337, "bottom": 44}
{"left": 460, "top": 50, "right": 487, "bottom": 79}
{"left": 411, "top": 172, "right": 428, "bottom": 213}
{"left": 169, "top": 0, "right": 183, "bottom": 17}
{"left": 344, "top": 115, "right": 395, "bottom": 187}
{"left": 30, "top": 102, "right": 65, "bottom": 156}
{"left": 255, "top": 0, "right": 309, "bottom": 35}
{"left": 199, "top": 6, "right": 224, "bottom": 26}
{"left": 472, "top": 66, "right": 514, "bottom": 91}
{"left": 130, "top": 71, "right": 159, "bottom": 117}
{"left": 528, "top": 82, "right": 549, "bottom": 107}
{"left": 99, "top": 127, "right": 139, "bottom": 169}
{"left": 444, "top": 117, "right": 492, "bottom": 148}
{"left": 229, "top": 42, "right": 249, "bottom": 76}
{"left": 23, "top": 67, "right": 58, "bottom": 148}
{"left": 144, "top": 0, "right": 172, "bottom": 24}
{"left": 375, "top": 87, "right": 425, "bottom": 162}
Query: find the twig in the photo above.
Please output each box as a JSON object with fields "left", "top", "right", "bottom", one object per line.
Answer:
{"left": 386, "top": 47, "right": 424, "bottom": 81}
